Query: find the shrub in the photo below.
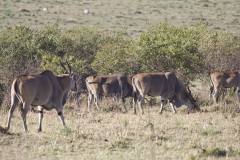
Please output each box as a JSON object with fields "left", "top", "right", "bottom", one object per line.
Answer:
{"left": 0, "top": 26, "right": 40, "bottom": 85}
{"left": 40, "top": 26, "right": 105, "bottom": 75}
{"left": 198, "top": 28, "right": 240, "bottom": 71}
{"left": 134, "top": 23, "right": 205, "bottom": 77}
{"left": 92, "top": 33, "right": 135, "bottom": 74}
{"left": 0, "top": 23, "right": 240, "bottom": 108}
{"left": 35, "top": 24, "right": 62, "bottom": 55}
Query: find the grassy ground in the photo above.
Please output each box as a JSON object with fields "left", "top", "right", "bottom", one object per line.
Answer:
{"left": 0, "top": 0, "right": 240, "bottom": 36}
{"left": 1, "top": 97, "right": 240, "bottom": 160}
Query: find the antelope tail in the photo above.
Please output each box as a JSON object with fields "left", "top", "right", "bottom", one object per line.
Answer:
{"left": 132, "top": 77, "right": 141, "bottom": 100}
{"left": 132, "top": 77, "right": 137, "bottom": 93}
{"left": 11, "top": 79, "right": 21, "bottom": 105}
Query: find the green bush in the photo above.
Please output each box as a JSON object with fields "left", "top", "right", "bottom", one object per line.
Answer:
{"left": 0, "top": 26, "right": 40, "bottom": 85}
{"left": 40, "top": 26, "right": 105, "bottom": 75}
{"left": 198, "top": 28, "right": 240, "bottom": 71}
{"left": 134, "top": 23, "right": 204, "bottom": 76}
{"left": 35, "top": 25, "right": 62, "bottom": 55}
{"left": 92, "top": 33, "right": 135, "bottom": 74}
{"left": 0, "top": 23, "right": 240, "bottom": 108}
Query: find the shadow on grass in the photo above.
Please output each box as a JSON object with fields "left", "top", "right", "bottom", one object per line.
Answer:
{"left": 0, "top": 125, "right": 21, "bottom": 136}
{"left": 200, "top": 147, "right": 240, "bottom": 158}
{"left": 201, "top": 147, "right": 227, "bottom": 157}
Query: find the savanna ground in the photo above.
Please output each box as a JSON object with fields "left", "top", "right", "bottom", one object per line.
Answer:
{"left": 1, "top": 0, "right": 240, "bottom": 36}
{"left": 1, "top": 81, "right": 240, "bottom": 160}
{"left": 1, "top": 94, "right": 240, "bottom": 160}
{"left": 1, "top": 0, "right": 240, "bottom": 159}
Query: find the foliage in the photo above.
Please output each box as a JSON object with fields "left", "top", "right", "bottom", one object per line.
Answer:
{"left": 0, "top": 23, "right": 240, "bottom": 107}
{"left": 134, "top": 23, "right": 204, "bottom": 76}
{"left": 35, "top": 24, "right": 62, "bottom": 55}
{"left": 0, "top": 26, "right": 40, "bottom": 85}
{"left": 92, "top": 33, "right": 135, "bottom": 74}
{"left": 40, "top": 26, "right": 105, "bottom": 75}
{"left": 198, "top": 28, "right": 240, "bottom": 71}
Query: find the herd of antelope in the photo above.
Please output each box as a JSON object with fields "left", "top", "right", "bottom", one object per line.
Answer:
{"left": 5, "top": 61, "right": 240, "bottom": 132}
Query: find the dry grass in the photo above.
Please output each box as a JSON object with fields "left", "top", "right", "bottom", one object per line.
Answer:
{"left": 0, "top": 0, "right": 240, "bottom": 36}
{"left": 1, "top": 97, "right": 240, "bottom": 160}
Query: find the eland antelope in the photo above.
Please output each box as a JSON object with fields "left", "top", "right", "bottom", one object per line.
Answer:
{"left": 132, "top": 72, "right": 199, "bottom": 114}
{"left": 209, "top": 70, "right": 240, "bottom": 103}
{"left": 86, "top": 74, "right": 134, "bottom": 112}
{"left": 6, "top": 62, "right": 77, "bottom": 132}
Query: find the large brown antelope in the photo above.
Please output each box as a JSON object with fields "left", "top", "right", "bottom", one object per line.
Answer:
{"left": 132, "top": 72, "right": 199, "bottom": 114}
{"left": 209, "top": 71, "right": 240, "bottom": 103}
{"left": 86, "top": 74, "right": 134, "bottom": 112}
{"left": 6, "top": 62, "right": 77, "bottom": 132}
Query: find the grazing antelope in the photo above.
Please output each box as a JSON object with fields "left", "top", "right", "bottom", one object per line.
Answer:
{"left": 132, "top": 72, "right": 199, "bottom": 114}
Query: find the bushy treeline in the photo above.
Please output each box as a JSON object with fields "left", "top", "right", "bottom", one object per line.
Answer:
{"left": 0, "top": 23, "right": 240, "bottom": 106}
